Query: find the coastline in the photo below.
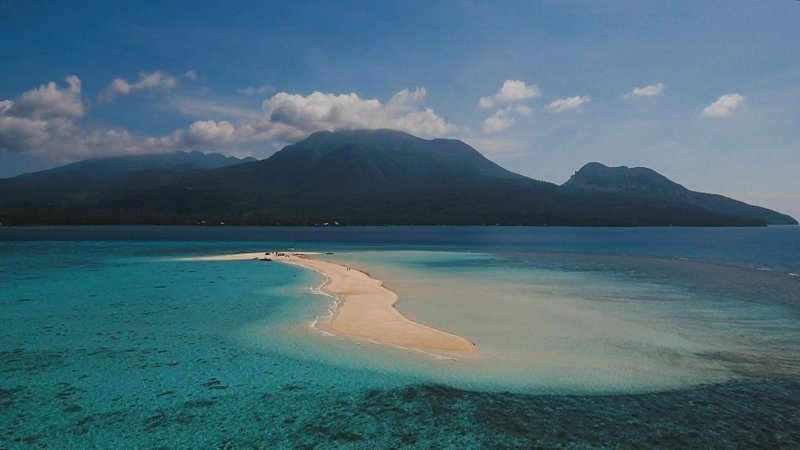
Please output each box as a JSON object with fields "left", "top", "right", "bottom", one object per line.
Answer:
{"left": 180, "top": 252, "right": 478, "bottom": 359}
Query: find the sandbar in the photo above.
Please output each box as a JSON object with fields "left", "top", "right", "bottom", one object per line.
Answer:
{"left": 180, "top": 252, "right": 477, "bottom": 358}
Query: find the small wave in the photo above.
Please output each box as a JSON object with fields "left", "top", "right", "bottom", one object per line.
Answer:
{"left": 790, "top": 273, "right": 799, "bottom": 277}
{"left": 310, "top": 288, "right": 335, "bottom": 299}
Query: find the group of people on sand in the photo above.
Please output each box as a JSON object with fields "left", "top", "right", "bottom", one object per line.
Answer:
{"left": 260, "top": 251, "right": 286, "bottom": 262}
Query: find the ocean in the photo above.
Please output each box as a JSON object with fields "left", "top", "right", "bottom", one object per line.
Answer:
{"left": 1, "top": 226, "right": 799, "bottom": 448}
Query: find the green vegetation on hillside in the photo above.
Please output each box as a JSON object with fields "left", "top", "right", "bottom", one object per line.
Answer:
{"left": 0, "top": 130, "right": 795, "bottom": 226}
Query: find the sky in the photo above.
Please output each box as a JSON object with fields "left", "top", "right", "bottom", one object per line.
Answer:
{"left": 1, "top": 0, "right": 799, "bottom": 219}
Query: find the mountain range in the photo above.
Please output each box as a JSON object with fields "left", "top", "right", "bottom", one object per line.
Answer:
{"left": 0, "top": 129, "right": 795, "bottom": 226}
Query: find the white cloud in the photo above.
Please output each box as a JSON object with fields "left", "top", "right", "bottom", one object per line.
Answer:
{"left": 237, "top": 84, "right": 273, "bottom": 96}
{"left": 623, "top": 83, "right": 665, "bottom": 99}
{"left": 479, "top": 80, "right": 540, "bottom": 108}
{"left": 185, "top": 120, "right": 237, "bottom": 146}
{"left": 73, "top": 128, "right": 171, "bottom": 161}
{"left": 0, "top": 114, "right": 174, "bottom": 161}
{"left": 545, "top": 95, "right": 590, "bottom": 113}
{"left": 5, "top": 75, "right": 84, "bottom": 119}
{"left": 259, "top": 87, "right": 456, "bottom": 140}
{"left": 1, "top": 78, "right": 462, "bottom": 163}
{"left": 0, "top": 100, "right": 13, "bottom": 114}
{"left": 514, "top": 104, "right": 533, "bottom": 116}
{"left": 168, "top": 87, "right": 460, "bottom": 148}
{"left": 0, "top": 116, "right": 51, "bottom": 152}
{"left": 0, "top": 76, "right": 87, "bottom": 155}
{"left": 483, "top": 109, "right": 514, "bottom": 133}
{"left": 184, "top": 70, "right": 198, "bottom": 81}
{"left": 477, "top": 80, "right": 539, "bottom": 133}
{"left": 387, "top": 87, "right": 427, "bottom": 111}
{"left": 0, "top": 75, "right": 178, "bottom": 160}
{"left": 0, "top": 111, "right": 167, "bottom": 162}
{"left": 481, "top": 102, "right": 536, "bottom": 134}
{"left": 100, "top": 71, "right": 179, "bottom": 102}
{"left": 702, "top": 93, "right": 745, "bottom": 118}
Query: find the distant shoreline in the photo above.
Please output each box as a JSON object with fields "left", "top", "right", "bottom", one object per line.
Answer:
{"left": 180, "top": 251, "right": 478, "bottom": 359}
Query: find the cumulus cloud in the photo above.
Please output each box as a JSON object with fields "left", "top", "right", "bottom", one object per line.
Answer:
{"left": 545, "top": 95, "right": 590, "bottom": 113}
{"left": 514, "top": 104, "right": 532, "bottom": 116}
{"left": 4, "top": 76, "right": 84, "bottom": 120}
{"left": 100, "top": 71, "right": 179, "bottom": 102}
{"left": 259, "top": 87, "right": 455, "bottom": 139}
{"left": 185, "top": 120, "right": 238, "bottom": 146}
{"left": 0, "top": 111, "right": 166, "bottom": 160}
{"left": 387, "top": 87, "right": 427, "bottom": 110}
{"left": 0, "top": 100, "right": 13, "bottom": 114}
{"left": 481, "top": 103, "right": 536, "bottom": 134}
{"left": 166, "top": 87, "right": 459, "bottom": 148}
{"left": 2, "top": 77, "right": 461, "bottom": 163}
{"left": 702, "top": 93, "right": 745, "bottom": 118}
{"left": 623, "top": 83, "right": 665, "bottom": 99}
{"left": 0, "top": 116, "right": 52, "bottom": 152}
{"left": 483, "top": 109, "right": 515, "bottom": 133}
{"left": 0, "top": 75, "right": 180, "bottom": 160}
{"left": 72, "top": 127, "right": 178, "bottom": 161}
{"left": 479, "top": 80, "right": 540, "bottom": 108}
{"left": 0, "top": 76, "right": 88, "bottom": 156}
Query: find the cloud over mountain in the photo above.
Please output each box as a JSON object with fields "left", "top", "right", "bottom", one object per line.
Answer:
{"left": 173, "top": 87, "right": 459, "bottom": 147}
{"left": 0, "top": 73, "right": 460, "bottom": 162}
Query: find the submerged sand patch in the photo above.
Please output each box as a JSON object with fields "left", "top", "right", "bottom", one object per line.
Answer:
{"left": 179, "top": 252, "right": 477, "bottom": 359}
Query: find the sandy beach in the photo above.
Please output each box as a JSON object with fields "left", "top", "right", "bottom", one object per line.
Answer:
{"left": 180, "top": 252, "right": 477, "bottom": 358}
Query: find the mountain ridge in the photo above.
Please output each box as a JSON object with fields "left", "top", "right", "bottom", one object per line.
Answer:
{"left": 28, "top": 151, "right": 255, "bottom": 178}
{"left": 0, "top": 130, "right": 795, "bottom": 226}
{"left": 563, "top": 162, "right": 796, "bottom": 225}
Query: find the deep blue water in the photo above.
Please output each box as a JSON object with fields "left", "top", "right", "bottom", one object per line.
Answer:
{"left": 1, "top": 226, "right": 799, "bottom": 448}
{"left": 2, "top": 225, "right": 798, "bottom": 271}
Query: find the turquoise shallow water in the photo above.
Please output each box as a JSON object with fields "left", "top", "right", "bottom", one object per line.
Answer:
{"left": 1, "top": 226, "right": 799, "bottom": 448}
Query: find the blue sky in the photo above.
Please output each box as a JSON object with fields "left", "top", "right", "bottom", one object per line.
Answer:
{"left": 1, "top": 0, "right": 799, "bottom": 218}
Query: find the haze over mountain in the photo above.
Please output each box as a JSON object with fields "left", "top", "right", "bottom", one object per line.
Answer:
{"left": 34, "top": 151, "right": 256, "bottom": 178}
{"left": 0, "top": 130, "right": 795, "bottom": 226}
{"left": 0, "top": 152, "right": 255, "bottom": 221}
